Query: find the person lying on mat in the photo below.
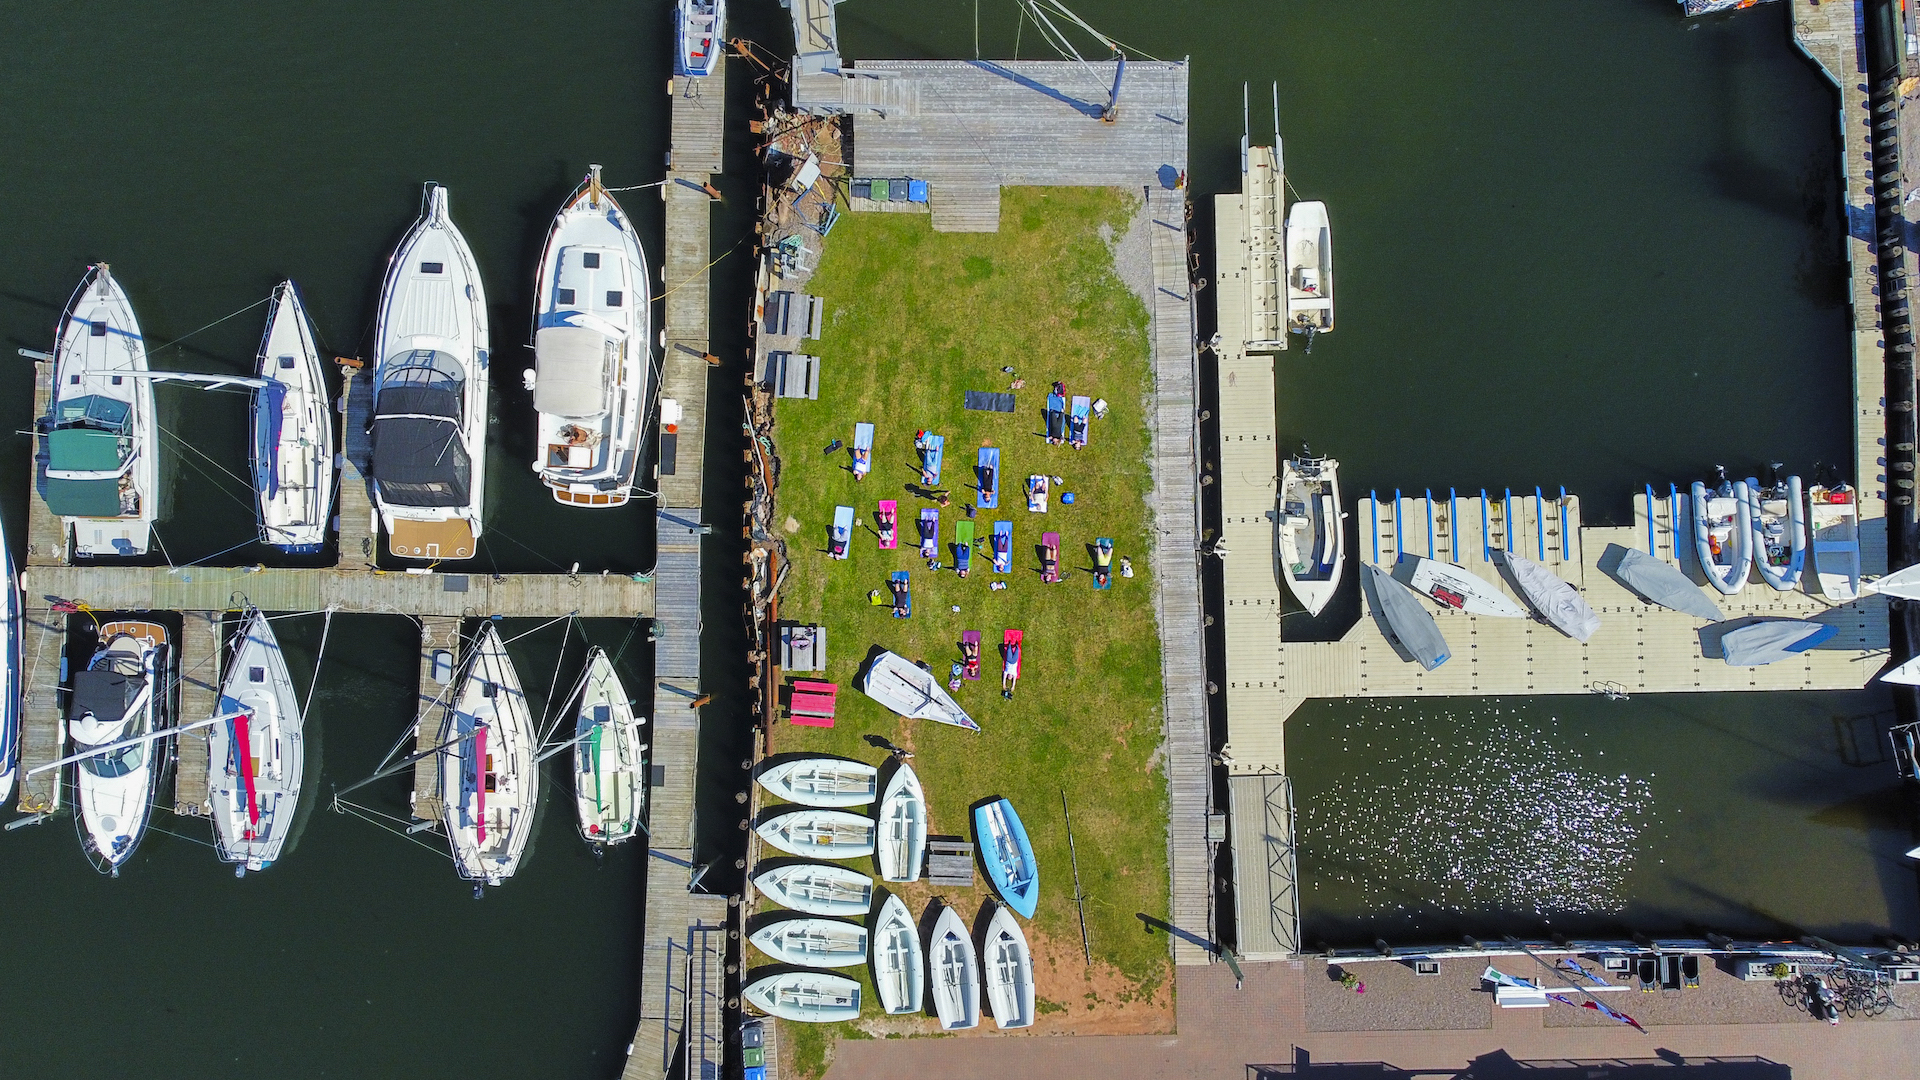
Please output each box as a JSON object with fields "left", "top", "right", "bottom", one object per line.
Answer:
{"left": 1042, "top": 539, "right": 1060, "bottom": 583}
{"left": 891, "top": 576, "right": 910, "bottom": 617}
{"left": 851, "top": 445, "right": 870, "bottom": 478}
{"left": 1094, "top": 538, "right": 1114, "bottom": 587}
{"left": 877, "top": 506, "right": 896, "bottom": 545}
{"left": 1002, "top": 641, "right": 1021, "bottom": 699}
{"left": 961, "top": 638, "right": 981, "bottom": 679}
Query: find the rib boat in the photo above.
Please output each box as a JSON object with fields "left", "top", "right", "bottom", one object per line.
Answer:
{"left": 69, "top": 620, "right": 170, "bottom": 874}
{"left": 1363, "top": 563, "right": 1451, "bottom": 670}
{"left": 1807, "top": 483, "right": 1861, "bottom": 601}
{"left": 983, "top": 905, "right": 1036, "bottom": 1029}
{"left": 530, "top": 166, "right": 650, "bottom": 507}
{"left": 974, "top": 797, "right": 1038, "bottom": 919}
{"left": 752, "top": 861, "right": 874, "bottom": 916}
{"left": 756, "top": 808, "right": 877, "bottom": 859}
{"left": 44, "top": 264, "right": 158, "bottom": 558}
{"left": 870, "top": 893, "right": 924, "bottom": 1014}
{"left": 440, "top": 624, "right": 537, "bottom": 887}
{"left": 1748, "top": 474, "right": 1805, "bottom": 592}
{"left": 1690, "top": 477, "right": 1752, "bottom": 595}
{"left": 675, "top": 0, "right": 726, "bottom": 77}
{"left": 1276, "top": 453, "right": 1343, "bottom": 615}
{"left": 0, "top": 512, "right": 19, "bottom": 806}
{"left": 876, "top": 763, "right": 927, "bottom": 883}
{"left": 208, "top": 608, "right": 305, "bottom": 874}
{"left": 372, "top": 184, "right": 490, "bottom": 560}
{"left": 749, "top": 916, "right": 868, "bottom": 967}
{"left": 573, "top": 646, "right": 646, "bottom": 848}
{"left": 742, "top": 970, "right": 861, "bottom": 1023}
{"left": 1500, "top": 552, "right": 1600, "bottom": 643}
{"left": 929, "top": 905, "right": 981, "bottom": 1030}
{"left": 756, "top": 756, "right": 878, "bottom": 808}
{"left": 861, "top": 650, "right": 978, "bottom": 731}
{"left": 252, "top": 281, "right": 335, "bottom": 553}
{"left": 1285, "top": 200, "right": 1333, "bottom": 342}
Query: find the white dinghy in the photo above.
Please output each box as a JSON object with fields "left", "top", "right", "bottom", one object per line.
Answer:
{"left": 982, "top": 905, "right": 1036, "bottom": 1030}
{"left": 1748, "top": 474, "right": 1806, "bottom": 592}
{"left": 1807, "top": 483, "right": 1861, "bottom": 601}
{"left": 861, "top": 650, "right": 978, "bottom": 731}
{"left": 1500, "top": 552, "right": 1601, "bottom": 643}
{"left": 1285, "top": 200, "right": 1333, "bottom": 343}
{"left": 929, "top": 905, "right": 981, "bottom": 1030}
{"left": 573, "top": 646, "right": 646, "bottom": 848}
{"left": 44, "top": 265, "right": 158, "bottom": 558}
{"left": 742, "top": 970, "right": 861, "bottom": 1023}
{"left": 749, "top": 916, "right": 869, "bottom": 967}
{"left": 756, "top": 756, "right": 878, "bottom": 808}
{"left": 1691, "top": 477, "right": 1752, "bottom": 595}
{"left": 252, "top": 281, "right": 335, "bottom": 553}
{"left": 875, "top": 762, "right": 927, "bottom": 883}
{"left": 1393, "top": 554, "right": 1527, "bottom": 617}
{"left": 756, "top": 808, "right": 876, "bottom": 859}
{"left": 69, "top": 620, "right": 169, "bottom": 874}
{"left": 675, "top": 0, "right": 726, "bottom": 77}
{"left": 1276, "top": 453, "right": 1343, "bottom": 615}
{"left": 870, "top": 894, "right": 924, "bottom": 1015}
{"left": 753, "top": 862, "right": 874, "bottom": 916}
{"left": 440, "top": 624, "right": 538, "bottom": 887}
{"left": 208, "top": 608, "right": 306, "bottom": 874}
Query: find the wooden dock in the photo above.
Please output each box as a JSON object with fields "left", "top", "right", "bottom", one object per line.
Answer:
{"left": 406, "top": 615, "right": 462, "bottom": 824}
{"left": 171, "top": 610, "right": 221, "bottom": 816}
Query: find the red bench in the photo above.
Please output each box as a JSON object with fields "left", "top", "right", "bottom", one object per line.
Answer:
{"left": 789, "top": 680, "right": 838, "bottom": 727}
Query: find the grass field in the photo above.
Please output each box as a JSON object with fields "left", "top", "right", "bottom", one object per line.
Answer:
{"left": 762, "top": 188, "right": 1174, "bottom": 1074}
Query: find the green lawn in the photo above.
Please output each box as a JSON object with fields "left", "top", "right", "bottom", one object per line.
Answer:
{"left": 765, "top": 188, "right": 1172, "bottom": 1070}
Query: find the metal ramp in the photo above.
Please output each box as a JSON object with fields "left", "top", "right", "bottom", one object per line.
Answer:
{"left": 784, "top": 0, "right": 843, "bottom": 75}
{"left": 1228, "top": 772, "right": 1299, "bottom": 959}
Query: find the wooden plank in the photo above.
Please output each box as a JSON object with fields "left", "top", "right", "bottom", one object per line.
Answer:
{"left": 25, "top": 357, "right": 64, "bottom": 567}
{"left": 171, "top": 610, "right": 221, "bottom": 816}
{"left": 16, "top": 609, "right": 67, "bottom": 813}
{"left": 18, "top": 565, "right": 654, "bottom": 618}
{"left": 336, "top": 365, "right": 378, "bottom": 567}
{"left": 408, "top": 616, "right": 462, "bottom": 823}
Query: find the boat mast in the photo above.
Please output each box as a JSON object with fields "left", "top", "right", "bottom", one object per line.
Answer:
{"left": 27, "top": 708, "right": 247, "bottom": 775}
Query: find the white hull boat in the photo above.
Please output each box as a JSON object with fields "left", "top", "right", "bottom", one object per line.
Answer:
{"left": 1285, "top": 200, "right": 1333, "bottom": 339}
{"left": 252, "top": 281, "right": 335, "bottom": 553}
{"left": 574, "top": 646, "right": 646, "bottom": 847}
{"left": 208, "top": 608, "right": 305, "bottom": 873}
{"left": 929, "top": 905, "right": 981, "bottom": 1030}
{"left": 876, "top": 763, "right": 927, "bottom": 883}
{"left": 70, "top": 620, "right": 169, "bottom": 874}
{"left": 870, "top": 893, "right": 924, "bottom": 1014}
{"left": 1276, "top": 454, "right": 1343, "bottom": 615}
{"left": 1500, "top": 552, "right": 1600, "bottom": 642}
{"left": 530, "top": 167, "right": 651, "bottom": 508}
{"left": 1749, "top": 475, "right": 1805, "bottom": 592}
{"left": 0, "top": 511, "right": 19, "bottom": 806}
{"left": 749, "top": 916, "right": 868, "bottom": 967}
{"left": 439, "top": 624, "right": 537, "bottom": 886}
{"left": 676, "top": 0, "right": 726, "bottom": 77}
{"left": 1691, "top": 478, "right": 1752, "bottom": 595}
{"left": 861, "top": 650, "right": 978, "bottom": 731}
{"left": 372, "top": 184, "right": 490, "bottom": 561}
{"left": 1807, "top": 483, "right": 1861, "bottom": 601}
{"left": 983, "top": 905, "right": 1036, "bottom": 1030}
{"left": 756, "top": 756, "right": 878, "bottom": 808}
{"left": 1394, "top": 553, "right": 1527, "bottom": 617}
{"left": 756, "top": 808, "right": 876, "bottom": 859}
{"left": 742, "top": 970, "right": 861, "bottom": 1023}
{"left": 45, "top": 264, "right": 158, "bottom": 558}
{"left": 752, "top": 861, "right": 873, "bottom": 916}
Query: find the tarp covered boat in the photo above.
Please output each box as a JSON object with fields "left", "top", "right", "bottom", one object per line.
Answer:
{"left": 1363, "top": 563, "right": 1450, "bottom": 670}
{"left": 1720, "top": 619, "right": 1836, "bottom": 666}
{"left": 1606, "top": 547, "right": 1725, "bottom": 621}
{"left": 1501, "top": 552, "right": 1601, "bottom": 642}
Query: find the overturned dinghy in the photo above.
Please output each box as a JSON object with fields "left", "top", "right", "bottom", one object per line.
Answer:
{"left": 1501, "top": 553, "right": 1600, "bottom": 643}
{"left": 752, "top": 862, "right": 873, "bottom": 917}
{"left": 983, "top": 905, "right": 1036, "bottom": 1030}
{"left": 1363, "top": 564, "right": 1450, "bottom": 671}
{"left": 757, "top": 756, "right": 878, "bottom": 808}
{"left": 861, "top": 650, "right": 978, "bottom": 731}
{"left": 1721, "top": 619, "right": 1836, "bottom": 666}
{"left": 1395, "top": 554, "right": 1527, "bottom": 617}
{"left": 876, "top": 763, "right": 927, "bottom": 883}
{"left": 1749, "top": 475, "right": 1806, "bottom": 591}
{"left": 1606, "top": 547, "right": 1725, "bottom": 621}
{"left": 1691, "top": 478, "right": 1752, "bottom": 595}
{"left": 929, "top": 905, "right": 981, "bottom": 1030}
{"left": 743, "top": 970, "right": 861, "bottom": 1023}
{"left": 749, "top": 916, "right": 868, "bottom": 968}
{"left": 756, "top": 808, "right": 876, "bottom": 859}
{"left": 871, "top": 894, "right": 924, "bottom": 1015}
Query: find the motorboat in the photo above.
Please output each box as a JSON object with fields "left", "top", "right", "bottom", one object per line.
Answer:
{"left": 1285, "top": 200, "right": 1333, "bottom": 342}
{"left": 876, "top": 763, "right": 927, "bottom": 883}
{"left": 208, "top": 608, "right": 305, "bottom": 874}
{"left": 0, "top": 512, "right": 19, "bottom": 806}
{"left": 756, "top": 808, "right": 876, "bottom": 859}
{"left": 1362, "top": 563, "right": 1450, "bottom": 670}
{"left": 252, "top": 281, "right": 335, "bottom": 553}
{"left": 1393, "top": 553, "right": 1527, "bottom": 617}
{"left": 752, "top": 862, "right": 873, "bottom": 916}
{"left": 974, "top": 797, "right": 1038, "bottom": 919}
{"left": 371, "top": 184, "right": 490, "bottom": 560}
{"left": 69, "top": 620, "right": 170, "bottom": 874}
{"left": 1499, "top": 552, "right": 1600, "bottom": 642}
{"left": 573, "top": 646, "right": 646, "bottom": 848}
{"left": 44, "top": 264, "right": 158, "bottom": 557}
{"left": 675, "top": 0, "right": 726, "bottom": 77}
{"left": 982, "top": 905, "right": 1036, "bottom": 1029}
{"left": 529, "top": 166, "right": 651, "bottom": 508}
{"left": 861, "top": 650, "right": 978, "bottom": 731}
{"left": 870, "top": 894, "right": 924, "bottom": 1014}
{"left": 1690, "top": 476, "right": 1752, "bottom": 595}
{"left": 757, "top": 756, "right": 876, "bottom": 808}
{"left": 1748, "top": 474, "right": 1805, "bottom": 591}
{"left": 1806, "top": 483, "right": 1861, "bottom": 601}
{"left": 439, "top": 624, "right": 537, "bottom": 887}
{"left": 742, "top": 970, "right": 860, "bottom": 1023}
{"left": 1276, "top": 453, "right": 1343, "bottom": 615}
{"left": 929, "top": 905, "right": 981, "bottom": 1030}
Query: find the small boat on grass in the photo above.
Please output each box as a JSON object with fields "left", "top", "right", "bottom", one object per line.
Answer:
{"left": 573, "top": 646, "right": 646, "bottom": 848}
{"left": 929, "top": 905, "right": 981, "bottom": 1030}
{"left": 440, "top": 624, "right": 537, "bottom": 887}
{"left": 1394, "top": 553, "right": 1526, "bottom": 617}
{"left": 1276, "top": 452, "right": 1343, "bottom": 615}
{"left": 69, "top": 620, "right": 170, "bottom": 874}
{"left": 1285, "top": 200, "right": 1333, "bottom": 346}
{"left": 1807, "top": 482, "right": 1860, "bottom": 601}
{"left": 252, "top": 281, "right": 335, "bottom": 553}
{"left": 1749, "top": 473, "right": 1805, "bottom": 592}
{"left": 861, "top": 650, "right": 978, "bottom": 731}
{"left": 1500, "top": 552, "right": 1600, "bottom": 642}
{"left": 871, "top": 894, "right": 924, "bottom": 1015}
{"left": 675, "top": 0, "right": 726, "bottom": 78}
{"left": 753, "top": 862, "right": 873, "bottom": 916}
{"left": 743, "top": 970, "right": 861, "bottom": 1023}
{"left": 208, "top": 608, "right": 305, "bottom": 874}
{"left": 749, "top": 916, "right": 868, "bottom": 967}
{"left": 757, "top": 756, "right": 877, "bottom": 808}
{"left": 983, "top": 905, "right": 1036, "bottom": 1029}
{"left": 974, "top": 797, "right": 1038, "bottom": 919}
{"left": 1363, "top": 563, "right": 1450, "bottom": 670}
{"left": 876, "top": 763, "right": 926, "bottom": 883}
{"left": 757, "top": 808, "right": 876, "bottom": 859}
{"left": 1691, "top": 476, "right": 1752, "bottom": 595}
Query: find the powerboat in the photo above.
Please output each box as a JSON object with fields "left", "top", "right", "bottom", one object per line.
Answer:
{"left": 1285, "top": 200, "right": 1333, "bottom": 343}
{"left": 871, "top": 894, "right": 924, "bottom": 1015}
{"left": 1690, "top": 476, "right": 1752, "bottom": 595}
{"left": 44, "top": 264, "right": 157, "bottom": 557}
{"left": 371, "top": 184, "right": 490, "bottom": 560}
{"left": 675, "top": 0, "right": 726, "bottom": 77}
{"left": 1807, "top": 482, "right": 1861, "bottom": 601}
{"left": 70, "top": 620, "right": 170, "bottom": 874}
{"left": 1748, "top": 474, "right": 1805, "bottom": 592}
{"left": 529, "top": 166, "right": 651, "bottom": 508}
{"left": 876, "top": 763, "right": 927, "bottom": 883}
{"left": 252, "top": 281, "right": 336, "bottom": 553}
{"left": 440, "top": 624, "right": 537, "bottom": 887}
{"left": 1276, "top": 452, "right": 1343, "bottom": 615}
{"left": 982, "top": 905, "right": 1036, "bottom": 1029}
{"left": 208, "top": 608, "right": 305, "bottom": 874}
{"left": 573, "top": 646, "right": 646, "bottom": 848}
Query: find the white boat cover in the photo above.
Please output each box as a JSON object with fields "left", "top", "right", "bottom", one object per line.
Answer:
{"left": 1364, "top": 564, "right": 1450, "bottom": 670}
{"left": 1502, "top": 553, "right": 1601, "bottom": 642}
{"left": 1607, "top": 547, "right": 1725, "bottom": 621}
{"left": 1720, "top": 619, "right": 1837, "bottom": 666}
{"left": 861, "top": 650, "right": 978, "bottom": 731}
{"left": 533, "top": 326, "right": 611, "bottom": 417}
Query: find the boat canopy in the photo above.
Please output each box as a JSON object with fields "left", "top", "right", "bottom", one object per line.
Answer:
{"left": 376, "top": 350, "right": 466, "bottom": 422}
{"left": 372, "top": 417, "right": 470, "bottom": 507}
{"left": 55, "top": 394, "right": 132, "bottom": 431}
{"left": 68, "top": 667, "right": 143, "bottom": 729}
{"left": 48, "top": 428, "right": 129, "bottom": 474}
{"left": 43, "top": 478, "right": 124, "bottom": 517}
{"left": 534, "top": 326, "right": 612, "bottom": 418}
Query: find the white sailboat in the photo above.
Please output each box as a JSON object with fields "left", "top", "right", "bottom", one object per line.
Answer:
{"left": 982, "top": 905, "right": 1036, "bottom": 1030}
{"left": 861, "top": 650, "right": 978, "bottom": 731}
{"left": 44, "top": 264, "right": 158, "bottom": 558}
{"left": 870, "top": 894, "right": 924, "bottom": 1015}
{"left": 755, "top": 756, "right": 877, "bottom": 808}
{"left": 749, "top": 916, "right": 868, "bottom": 967}
{"left": 876, "top": 763, "right": 926, "bottom": 883}
{"left": 1748, "top": 474, "right": 1805, "bottom": 592}
{"left": 675, "top": 0, "right": 726, "bottom": 77}
{"left": 929, "top": 905, "right": 981, "bottom": 1030}
{"left": 208, "top": 608, "right": 305, "bottom": 874}
{"left": 69, "top": 620, "right": 169, "bottom": 874}
{"left": 1276, "top": 453, "right": 1343, "bottom": 615}
{"left": 1394, "top": 553, "right": 1528, "bottom": 617}
{"left": 1691, "top": 477, "right": 1752, "bottom": 595}
{"left": 0, "top": 511, "right": 19, "bottom": 806}
{"left": 439, "top": 624, "right": 537, "bottom": 886}
{"left": 756, "top": 808, "right": 876, "bottom": 859}
{"left": 1807, "top": 483, "right": 1861, "bottom": 601}
{"left": 752, "top": 861, "right": 874, "bottom": 916}
{"left": 742, "top": 970, "right": 861, "bottom": 1023}
{"left": 573, "top": 646, "right": 646, "bottom": 848}
{"left": 529, "top": 166, "right": 651, "bottom": 508}
{"left": 1285, "top": 201, "right": 1333, "bottom": 341}
{"left": 252, "top": 281, "right": 336, "bottom": 553}
{"left": 371, "top": 184, "right": 490, "bottom": 561}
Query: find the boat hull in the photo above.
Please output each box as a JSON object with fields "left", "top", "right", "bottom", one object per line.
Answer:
{"left": 861, "top": 650, "right": 978, "bottom": 730}
{"left": 252, "top": 281, "right": 336, "bottom": 553}
{"left": 675, "top": 0, "right": 726, "bottom": 76}
{"left": 1749, "top": 475, "right": 1806, "bottom": 591}
{"left": 1807, "top": 484, "right": 1861, "bottom": 602}
{"left": 876, "top": 763, "right": 927, "bottom": 882}
{"left": 1394, "top": 554, "right": 1527, "bottom": 617}
{"left": 749, "top": 916, "right": 869, "bottom": 967}
{"left": 871, "top": 894, "right": 924, "bottom": 1014}
{"left": 756, "top": 808, "right": 876, "bottom": 858}
{"left": 742, "top": 970, "right": 862, "bottom": 1023}
{"left": 974, "top": 798, "right": 1038, "bottom": 919}
{"left": 752, "top": 861, "right": 874, "bottom": 916}
{"left": 440, "top": 624, "right": 538, "bottom": 885}
{"left": 929, "top": 906, "right": 981, "bottom": 1030}
{"left": 756, "top": 756, "right": 878, "bottom": 808}
{"left": 1285, "top": 200, "right": 1332, "bottom": 335}
{"left": 983, "top": 905, "right": 1036, "bottom": 1029}
{"left": 71, "top": 623, "right": 169, "bottom": 873}
{"left": 47, "top": 265, "right": 158, "bottom": 558}
{"left": 1690, "top": 480, "right": 1752, "bottom": 595}
{"left": 208, "top": 609, "right": 305, "bottom": 871}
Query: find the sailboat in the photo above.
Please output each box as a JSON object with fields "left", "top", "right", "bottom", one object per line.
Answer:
{"left": 1807, "top": 482, "right": 1861, "bottom": 601}
{"left": 208, "top": 608, "right": 305, "bottom": 874}
{"left": 530, "top": 166, "right": 651, "bottom": 508}
{"left": 929, "top": 905, "right": 982, "bottom": 1030}
{"left": 1690, "top": 476, "right": 1752, "bottom": 595}
{"left": 749, "top": 915, "right": 868, "bottom": 967}
{"left": 440, "top": 624, "right": 537, "bottom": 887}
{"left": 1363, "top": 563, "right": 1450, "bottom": 670}
{"left": 573, "top": 646, "right": 647, "bottom": 848}
{"left": 860, "top": 650, "right": 978, "bottom": 731}
{"left": 870, "top": 894, "right": 924, "bottom": 1014}
{"left": 43, "top": 264, "right": 158, "bottom": 558}
{"left": 982, "top": 905, "right": 1036, "bottom": 1029}
{"left": 876, "top": 762, "right": 927, "bottom": 883}
{"left": 1748, "top": 474, "right": 1805, "bottom": 592}
{"left": 0, "top": 511, "right": 19, "bottom": 806}
{"left": 371, "top": 184, "right": 490, "bottom": 561}
{"left": 742, "top": 970, "right": 861, "bottom": 1023}
{"left": 675, "top": 0, "right": 726, "bottom": 77}
{"left": 1285, "top": 201, "right": 1333, "bottom": 344}
{"left": 252, "top": 281, "right": 336, "bottom": 553}
{"left": 756, "top": 756, "right": 878, "bottom": 808}
{"left": 1394, "top": 553, "right": 1528, "bottom": 617}
{"left": 1276, "top": 452, "right": 1343, "bottom": 615}
{"left": 69, "top": 620, "right": 170, "bottom": 874}
{"left": 752, "top": 862, "right": 874, "bottom": 916}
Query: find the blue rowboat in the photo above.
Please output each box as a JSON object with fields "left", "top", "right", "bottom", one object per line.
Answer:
{"left": 973, "top": 798, "right": 1038, "bottom": 919}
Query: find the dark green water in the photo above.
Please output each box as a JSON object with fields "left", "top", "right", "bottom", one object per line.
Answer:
{"left": 0, "top": 0, "right": 1898, "bottom": 1074}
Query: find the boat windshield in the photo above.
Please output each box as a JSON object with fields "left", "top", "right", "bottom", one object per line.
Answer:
{"left": 376, "top": 350, "right": 465, "bottom": 423}
{"left": 79, "top": 731, "right": 147, "bottom": 778}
